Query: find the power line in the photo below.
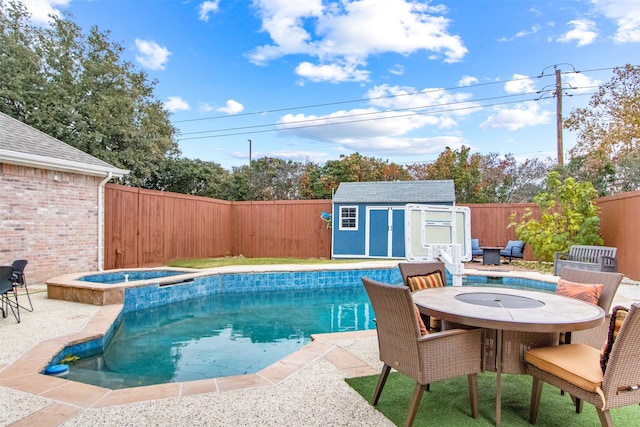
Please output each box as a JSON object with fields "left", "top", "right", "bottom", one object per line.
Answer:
{"left": 177, "top": 90, "right": 595, "bottom": 141}
{"left": 173, "top": 78, "right": 521, "bottom": 123}
{"left": 179, "top": 91, "right": 546, "bottom": 137}
{"left": 172, "top": 66, "right": 620, "bottom": 125}
{"left": 177, "top": 95, "right": 554, "bottom": 141}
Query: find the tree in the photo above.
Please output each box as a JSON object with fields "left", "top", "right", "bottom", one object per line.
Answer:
{"left": 224, "top": 165, "right": 251, "bottom": 201}
{"left": 509, "top": 171, "right": 603, "bottom": 262}
{"left": 561, "top": 154, "right": 616, "bottom": 197}
{"left": 300, "top": 162, "right": 331, "bottom": 199}
{"left": 0, "top": 1, "right": 179, "bottom": 186}
{"left": 248, "top": 157, "right": 305, "bottom": 200}
{"left": 145, "top": 157, "right": 229, "bottom": 198}
{"left": 0, "top": 0, "right": 45, "bottom": 120}
{"left": 481, "top": 154, "right": 551, "bottom": 203}
{"left": 407, "top": 146, "right": 485, "bottom": 203}
{"left": 564, "top": 64, "right": 640, "bottom": 195}
{"left": 319, "top": 152, "right": 410, "bottom": 193}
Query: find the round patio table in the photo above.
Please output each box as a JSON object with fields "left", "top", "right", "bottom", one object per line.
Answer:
{"left": 413, "top": 286, "right": 604, "bottom": 426}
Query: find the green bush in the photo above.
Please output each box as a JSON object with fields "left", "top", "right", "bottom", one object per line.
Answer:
{"left": 509, "top": 171, "right": 603, "bottom": 262}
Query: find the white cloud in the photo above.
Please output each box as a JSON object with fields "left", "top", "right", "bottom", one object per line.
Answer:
{"left": 277, "top": 108, "right": 440, "bottom": 142}
{"left": 389, "top": 64, "right": 405, "bottom": 76}
{"left": 164, "top": 96, "right": 190, "bottom": 112}
{"left": 266, "top": 83, "right": 473, "bottom": 157}
{"left": 500, "top": 24, "right": 541, "bottom": 42}
{"left": 480, "top": 103, "right": 551, "bottom": 131}
{"left": 591, "top": 0, "right": 640, "bottom": 42}
{"left": 198, "top": 1, "right": 220, "bottom": 22}
{"left": 21, "top": 0, "right": 70, "bottom": 25}
{"left": 504, "top": 74, "right": 536, "bottom": 94}
{"left": 564, "top": 72, "right": 602, "bottom": 94}
{"left": 458, "top": 75, "right": 478, "bottom": 87}
{"left": 515, "top": 25, "right": 541, "bottom": 38}
{"left": 295, "top": 61, "right": 369, "bottom": 83}
{"left": 249, "top": 0, "right": 467, "bottom": 83}
{"left": 135, "top": 39, "right": 171, "bottom": 70}
{"left": 326, "top": 135, "right": 463, "bottom": 157}
{"left": 199, "top": 103, "right": 215, "bottom": 112}
{"left": 366, "top": 84, "right": 478, "bottom": 121}
{"left": 216, "top": 99, "right": 245, "bottom": 114}
{"left": 558, "top": 19, "right": 598, "bottom": 46}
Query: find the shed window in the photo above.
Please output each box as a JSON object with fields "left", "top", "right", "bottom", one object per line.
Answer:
{"left": 339, "top": 206, "right": 358, "bottom": 230}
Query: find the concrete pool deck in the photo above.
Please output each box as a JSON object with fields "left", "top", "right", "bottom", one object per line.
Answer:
{"left": 2, "top": 261, "right": 639, "bottom": 426}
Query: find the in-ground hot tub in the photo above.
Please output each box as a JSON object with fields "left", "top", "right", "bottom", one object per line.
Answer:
{"left": 46, "top": 268, "right": 200, "bottom": 305}
{"left": 78, "top": 269, "right": 187, "bottom": 284}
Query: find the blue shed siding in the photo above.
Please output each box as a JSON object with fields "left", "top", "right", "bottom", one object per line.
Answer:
{"left": 332, "top": 204, "right": 366, "bottom": 256}
{"left": 332, "top": 201, "right": 452, "bottom": 258}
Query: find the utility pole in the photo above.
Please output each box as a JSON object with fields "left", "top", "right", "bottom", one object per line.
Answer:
{"left": 555, "top": 69, "right": 564, "bottom": 166}
{"left": 539, "top": 64, "right": 574, "bottom": 167}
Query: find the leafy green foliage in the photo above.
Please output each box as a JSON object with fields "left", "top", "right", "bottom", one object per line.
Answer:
{"left": 249, "top": 157, "right": 305, "bottom": 200}
{"left": 509, "top": 171, "right": 603, "bottom": 261}
{"left": 145, "top": 157, "right": 229, "bottom": 198}
{"left": 406, "top": 146, "right": 550, "bottom": 203}
{"left": 0, "top": 1, "right": 179, "bottom": 186}
{"left": 564, "top": 64, "right": 640, "bottom": 195}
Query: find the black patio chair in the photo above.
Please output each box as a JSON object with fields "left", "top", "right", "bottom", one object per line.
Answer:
{"left": 11, "top": 259, "right": 32, "bottom": 312}
{"left": 1, "top": 265, "right": 20, "bottom": 322}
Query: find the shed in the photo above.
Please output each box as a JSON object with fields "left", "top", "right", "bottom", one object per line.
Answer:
{"left": 331, "top": 180, "right": 455, "bottom": 259}
{"left": 0, "top": 112, "right": 128, "bottom": 283}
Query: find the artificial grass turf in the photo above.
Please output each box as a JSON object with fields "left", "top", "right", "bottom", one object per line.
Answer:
{"left": 346, "top": 371, "right": 640, "bottom": 426}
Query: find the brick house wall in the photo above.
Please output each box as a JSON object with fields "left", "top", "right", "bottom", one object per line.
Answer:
{"left": 0, "top": 163, "right": 103, "bottom": 284}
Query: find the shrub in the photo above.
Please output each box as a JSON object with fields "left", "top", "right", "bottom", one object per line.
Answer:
{"left": 509, "top": 171, "right": 603, "bottom": 262}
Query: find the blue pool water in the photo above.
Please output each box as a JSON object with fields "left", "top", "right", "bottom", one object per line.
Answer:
{"left": 56, "top": 270, "right": 555, "bottom": 390}
{"left": 64, "top": 285, "right": 374, "bottom": 389}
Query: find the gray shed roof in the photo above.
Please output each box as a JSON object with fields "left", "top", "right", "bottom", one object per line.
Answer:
{"left": 0, "top": 112, "right": 128, "bottom": 178}
{"left": 332, "top": 180, "right": 455, "bottom": 203}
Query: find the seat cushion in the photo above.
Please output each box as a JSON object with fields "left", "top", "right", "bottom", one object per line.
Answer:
{"left": 556, "top": 279, "right": 603, "bottom": 305}
{"left": 407, "top": 271, "right": 444, "bottom": 291}
{"left": 501, "top": 240, "right": 524, "bottom": 256}
{"left": 414, "top": 304, "right": 428, "bottom": 336}
{"left": 600, "top": 305, "right": 629, "bottom": 371}
{"left": 525, "top": 343, "right": 604, "bottom": 392}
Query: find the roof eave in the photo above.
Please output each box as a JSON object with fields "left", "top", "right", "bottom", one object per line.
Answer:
{"left": 0, "top": 150, "right": 129, "bottom": 178}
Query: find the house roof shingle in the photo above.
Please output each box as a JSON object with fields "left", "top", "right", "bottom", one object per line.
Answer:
{"left": 0, "top": 112, "right": 128, "bottom": 177}
{"left": 332, "top": 180, "right": 456, "bottom": 204}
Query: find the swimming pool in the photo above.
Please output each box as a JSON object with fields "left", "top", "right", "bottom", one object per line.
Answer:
{"left": 63, "top": 285, "right": 375, "bottom": 389}
{"left": 48, "top": 268, "right": 556, "bottom": 390}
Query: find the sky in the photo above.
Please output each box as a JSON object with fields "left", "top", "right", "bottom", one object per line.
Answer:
{"left": 21, "top": 0, "right": 640, "bottom": 170}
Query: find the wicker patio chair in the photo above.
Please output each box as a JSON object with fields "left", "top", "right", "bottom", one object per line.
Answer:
{"left": 361, "top": 277, "right": 485, "bottom": 427}
{"left": 398, "top": 261, "right": 446, "bottom": 330}
{"left": 398, "top": 261, "right": 446, "bottom": 286}
{"left": 525, "top": 303, "right": 640, "bottom": 427}
{"left": 560, "top": 268, "right": 624, "bottom": 349}
{"left": 1, "top": 265, "right": 20, "bottom": 322}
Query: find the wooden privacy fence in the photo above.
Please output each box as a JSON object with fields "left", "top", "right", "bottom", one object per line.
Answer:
{"left": 104, "top": 184, "right": 331, "bottom": 269}
{"left": 104, "top": 184, "right": 640, "bottom": 280}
